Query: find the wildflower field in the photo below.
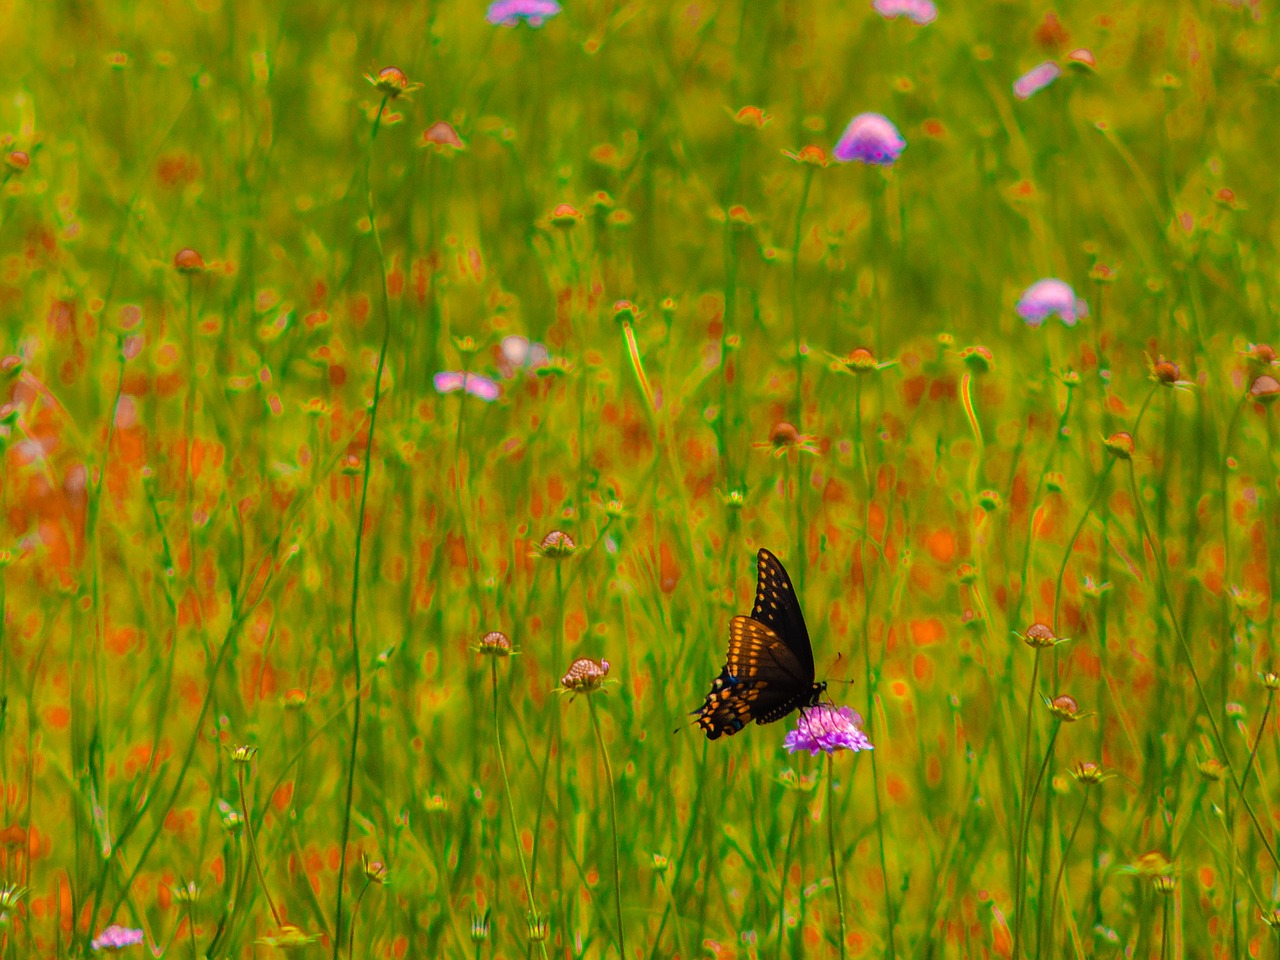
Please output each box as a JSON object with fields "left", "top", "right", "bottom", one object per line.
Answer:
{"left": 4, "top": 1, "right": 1280, "bottom": 958}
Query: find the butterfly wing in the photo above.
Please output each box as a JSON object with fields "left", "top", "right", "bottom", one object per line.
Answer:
{"left": 749, "top": 549, "right": 815, "bottom": 677}
{"left": 694, "top": 616, "right": 815, "bottom": 740}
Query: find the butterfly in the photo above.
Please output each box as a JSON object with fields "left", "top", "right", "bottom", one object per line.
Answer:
{"left": 693, "top": 548, "right": 826, "bottom": 740}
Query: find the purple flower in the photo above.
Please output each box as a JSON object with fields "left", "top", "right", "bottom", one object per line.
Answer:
{"left": 91, "top": 926, "right": 145, "bottom": 951}
{"left": 1013, "top": 61, "right": 1062, "bottom": 100}
{"left": 500, "top": 335, "right": 550, "bottom": 375}
{"left": 872, "top": 0, "right": 937, "bottom": 25}
{"left": 486, "top": 0, "right": 562, "bottom": 26}
{"left": 784, "top": 705, "right": 873, "bottom": 756}
{"left": 433, "top": 371, "right": 501, "bottom": 402}
{"left": 833, "top": 113, "right": 906, "bottom": 166}
{"left": 1016, "top": 278, "right": 1088, "bottom": 327}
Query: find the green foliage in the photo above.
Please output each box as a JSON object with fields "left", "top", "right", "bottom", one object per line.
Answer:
{"left": 2, "top": 2, "right": 1280, "bottom": 958}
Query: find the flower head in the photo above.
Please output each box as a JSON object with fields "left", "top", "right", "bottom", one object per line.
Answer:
{"left": 173, "top": 248, "right": 206, "bottom": 274}
{"left": 1249, "top": 375, "right": 1280, "bottom": 406}
{"left": 477, "top": 631, "right": 514, "bottom": 657}
{"left": 784, "top": 705, "right": 873, "bottom": 755}
{"left": 782, "top": 145, "right": 829, "bottom": 167}
{"left": 959, "top": 345, "right": 995, "bottom": 374}
{"left": 753, "top": 421, "right": 821, "bottom": 458}
{"left": 828, "top": 346, "right": 895, "bottom": 374}
{"left": 91, "top": 925, "right": 145, "bottom": 951}
{"left": 487, "top": 0, "right": 562, "bottom": 27}
{"left": 1066, "top": 48, "right": 1096, "bottom": 72}
{"left": 560, "top": 657, "right": 610, "bottom": 693}
{"left": 1104, "top": 431, "right": 1134, "bottom": 460}
{"left": 433, "top": 371, "right": 500, "bottom": 402}
{"left": 547, "top": 202, "right": 583, "bottom": 228}
{"left": 1046, "top": 694, "right": 1084, "bottom": 722}
{"left": 1013, "top": 62, "right": 1062, "bottom": 100}
{"left": 733, "top": 105, "right": 772, "bottom": 129}
{"left": 535, "top": 530, "right": 577, "bottom": 559}
{"left": 5, "top": 151, "right": 30, "bottom": 173}
{"left": 872, "top": 0, "right": 938, "bottom": 25}
{"left": 1016, "top": 278, "right": 1088, "bottom": 327}
{"left": 1070, "top": 761, "right": 1110, "bottom": 785}
{"left": 364, "top": 66, "right": 421, "bottom": 99}
{"left": 420, "top": 121, "right": 466, "bottom": 154}
{"left": 1019, "top": 622, "right": 1068, "bottom": 649}
{"left": 1148, "top": 354, "right": 1193, "bottom": 390}
{"left": 833, "top": 113, "right": 906, "bottom": 165}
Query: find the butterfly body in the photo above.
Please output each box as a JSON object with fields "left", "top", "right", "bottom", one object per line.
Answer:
{"left": 694, "top": 549, "right": 826, "bottom": 740}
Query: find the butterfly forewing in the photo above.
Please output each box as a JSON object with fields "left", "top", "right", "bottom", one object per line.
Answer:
{"left": 749, "top": 549, "right": 814, "bottom": 676}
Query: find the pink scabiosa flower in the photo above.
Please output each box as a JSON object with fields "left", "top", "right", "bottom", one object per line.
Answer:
{"left": 91, "top": 925, "right": 145, "bottom": 951}
{"left": 499, "top": 335, "right": 550, "bottom": 377}
{"left": 1013, "top": 61, "right": 1062, "bottom": 100}
{"left": 872, "top": 0, "right": 937, "bottom": 25}
{"left": 833, "top": 112, "right": 906, "bottom": 165}
{"left": 486, "top": 0, "right": 561, "bottom": 26}
{"left": 433, "top": 371, "right": 501, "bottom": 402}
{"left": 1016, "top": 278, "right": 1088, "bottom": 327}
{"left": 784, "top": 705, "right": 873, "bottom": 755}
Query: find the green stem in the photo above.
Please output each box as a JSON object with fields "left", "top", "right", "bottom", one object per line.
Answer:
{"left": 791, "top": 164, "right": 815, "bottom": 422}
{"left": 1125, "top": 459, "right": 1280, "bottom": 872}
{"left": 490, "top": 659, "right": 548, "bottom": 960}
{"left": 1051, "top": 461, "right": 1115, "bottom": 637}
{"left": 826, "top": 753, "right": 847, "bottom": 960}
{"left": 236, "top": 761, "right": 281, "bottom": 928}
{"left": 1242, "top": 689, "right": 1275, "bottom": 790}
{"left": 347, "top": 879, "right": 371, "bottom": 959}
{"left": 1046, "top": 787, "right": 1091, "bottom": 958}
{"left": 1013, "top": 717, "right": 1060, "bottom": 960}
{"left": 335, "top": 92, "right": 394, "bottom": 959}
{"left": 587, "top": 696, "right": 626, "bottom": 960}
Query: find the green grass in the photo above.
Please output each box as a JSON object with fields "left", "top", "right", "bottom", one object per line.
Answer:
{"left": 2, "top": 1, "right": 1280, "bottom": 958}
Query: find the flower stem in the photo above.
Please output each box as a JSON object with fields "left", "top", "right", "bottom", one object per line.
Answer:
{"left": 1046, "top": 786, "right": 1090, "bottom": 958}
{"left": 588, "top": 696, "right": 626, "bottom": 960}
{"left": 1125, "top": 459, "right": 1280, "bottom": 872}
{"left": 490, "top": 659, "right": 548, "bottom": 960}
{"left": 347, "top": 878, "right": 371, "bottom": 959}
{"left": 1012, "top": 647, "right": 1041, "bottom": 950}
{"left": 335, "top": 91, "right": 394, "bottom": 960}
{"left": 237, "top": 762, "right": 282, "bottom": 928}
{"left": 826, "top": 752, "right": 847, "bottom": 960}
{"left": 1013, "top": 715, "right": 1059, "bottom": 960}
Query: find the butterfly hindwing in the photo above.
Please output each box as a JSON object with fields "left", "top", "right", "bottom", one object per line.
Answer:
{"left": 749, "top": 549, "right": 814, "bottom": 677}
{"left": 694, "top": 602, "right": 821, "bottom": 739}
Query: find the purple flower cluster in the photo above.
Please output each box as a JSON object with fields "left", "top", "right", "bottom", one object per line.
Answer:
{"left": 486, "top": 0, "right": 561, "bottom": 27}
{"left": 872, "top": 0, "right": 938, "bottom": 25}
{"left": 91, "top": 925, "right": 145, "bottom": 951}
{"left": 1013, "top": 62, "right": 1061, "bottom": 100}
{"left": 833, "top": 113, "right": 907, "bottom": 166}
{"left": 433, "top": 371, "right": 501, "bottom": 402}
{"left": 1016, "top": 278, "right": 1088, "bottom": 327}
{"left": 784, "top": 705, "right": 874, "bottom": 755}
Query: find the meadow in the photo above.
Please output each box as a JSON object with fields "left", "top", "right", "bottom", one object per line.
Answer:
{"left": 2, "top": 0, "right": 1280, "bottom": 958}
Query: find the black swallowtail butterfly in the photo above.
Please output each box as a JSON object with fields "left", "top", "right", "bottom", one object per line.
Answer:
{"left": 693, "top": 548, "right": 826, "bottom": 740}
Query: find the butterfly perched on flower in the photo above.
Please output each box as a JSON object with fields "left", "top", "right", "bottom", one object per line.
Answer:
{"left": 694, "top": 548, "right": 826, "bottom": 740}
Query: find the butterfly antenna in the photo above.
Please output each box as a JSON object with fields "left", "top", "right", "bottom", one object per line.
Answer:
{"left": 825, "top": 651, "right": 856, "bottom": 686}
